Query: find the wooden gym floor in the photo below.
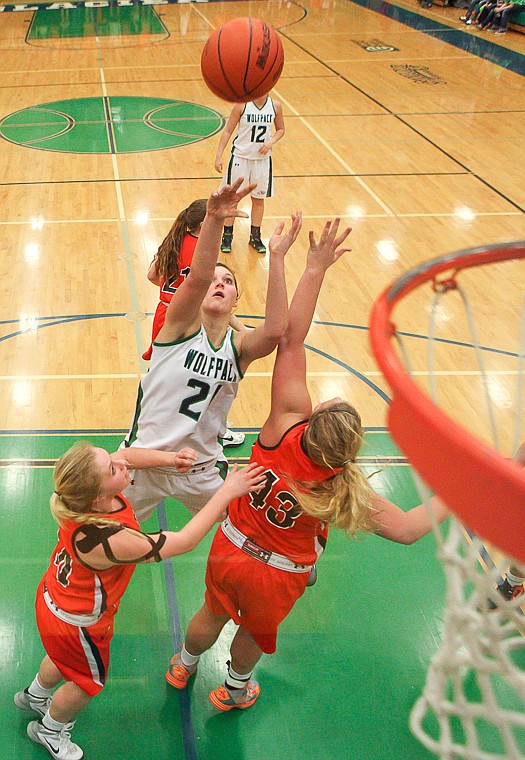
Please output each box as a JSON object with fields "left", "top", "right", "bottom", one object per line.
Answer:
{"left": 1, "top": 1, "right": 524, "bottom": 758}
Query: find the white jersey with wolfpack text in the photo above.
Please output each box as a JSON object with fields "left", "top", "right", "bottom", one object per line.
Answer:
{"left": 124, "top": 326, "right": 242, "bottom": 465}
{"left": 231, "top": 98, "right": 277, "bottom": 161}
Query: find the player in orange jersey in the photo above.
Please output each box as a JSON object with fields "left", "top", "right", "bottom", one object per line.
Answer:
{"left": 142, "top": 199, "right": 207, "bottom": 362}
{"left": 14, "top": 441, "right": 264, "bottom": 760}
{"left": 165, "top": 218, "right": 449, "bottom": 712}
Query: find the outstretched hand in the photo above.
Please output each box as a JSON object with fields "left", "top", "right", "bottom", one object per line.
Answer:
{"left": 268, "top": 211, "right": 303, "bottom": 259}
{"left": 222, "top": 462, "right": 266, "bottom": 499}
{"left": 207, "top": 178, "right": 257, "bottom": 220}
{"left": 172, "top": 447, "right": 198, "bottom": 473}
{"left": 307, "top": 218, "right": 352, "bottom": 272}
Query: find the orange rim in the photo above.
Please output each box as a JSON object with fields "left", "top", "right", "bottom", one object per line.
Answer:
{"left": 369, "top": 241, "right": 525, "bottom": 563}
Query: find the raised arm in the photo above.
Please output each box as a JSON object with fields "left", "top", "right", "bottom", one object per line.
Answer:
{"left": 74, "top": 463, "right": 266, "bottom": 570}
{"left": 155, "top": 180, "right": 255, "bottom": 343}
{"left": 259, "top": 219, "right": 351, "bottom": 444}
{"left": 214, "top": 104, "right": 243, "bottom": 173}
{"left": 235, "top": 212, "right": 302, "bottom": 371}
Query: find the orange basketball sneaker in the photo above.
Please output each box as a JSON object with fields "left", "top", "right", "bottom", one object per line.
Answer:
{"left": 165, "top": 651, "right": 198, "bottom": 689}
{"left": 209, "top": 680, "right": 260, "bottom": 711}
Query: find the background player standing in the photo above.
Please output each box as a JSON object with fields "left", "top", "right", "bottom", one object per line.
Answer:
{"left": 215, "top": 94, "right": 285, "bottom": 255}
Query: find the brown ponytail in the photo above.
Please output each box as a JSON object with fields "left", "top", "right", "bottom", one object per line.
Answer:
{"left": 154, "top": 199, "right": 206, "bottom": 282}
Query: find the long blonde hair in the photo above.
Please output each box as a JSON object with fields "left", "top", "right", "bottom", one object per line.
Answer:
{"left": 290, "top": 402, "right": 376, "bottom": 535}
{"left": 154, "top": 199, "right": 207, "bottom": 282}
{"left": 50, "top": 441, "right": 116, "bottom": 528}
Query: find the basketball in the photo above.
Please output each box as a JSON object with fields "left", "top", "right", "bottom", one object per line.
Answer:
{"left": 201, "top": 17, "right": 284, "bottom": 103}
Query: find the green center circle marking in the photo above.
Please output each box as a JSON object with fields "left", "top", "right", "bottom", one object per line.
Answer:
{"left": 0, "top": 96, "right": 225, "bottom": 154}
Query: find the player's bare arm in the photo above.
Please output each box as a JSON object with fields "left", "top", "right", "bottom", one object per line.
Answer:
{"left": 214, "top": 103, "right": 243, "bottom": 172}
{"left": 236, "top": 212, "right": 302, "bottom": 370}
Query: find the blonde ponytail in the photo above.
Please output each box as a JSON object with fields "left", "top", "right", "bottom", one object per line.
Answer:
{"left": 289, "top": 402, "right": 376, "bottom": 535}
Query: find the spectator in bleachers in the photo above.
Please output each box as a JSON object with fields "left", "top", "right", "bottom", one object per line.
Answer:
{"left": 485, "top": 0, "right": 525, "bottom": 32}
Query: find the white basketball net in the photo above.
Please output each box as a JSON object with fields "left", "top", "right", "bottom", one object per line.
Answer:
{"left": 394, "top": 274, "right": 525, "bottom": 759}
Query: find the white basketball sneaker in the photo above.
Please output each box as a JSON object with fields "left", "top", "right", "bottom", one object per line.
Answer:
{"left": 223, "top": 427, "right": 245, "bottom": 447}
{"left": 27, "top": 720, "right": 84, "bottom": 760}
{"left": 14, "top": 688, "right": 50, "bottom": 717}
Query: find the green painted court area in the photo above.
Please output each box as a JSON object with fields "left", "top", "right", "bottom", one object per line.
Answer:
{"left": 0, "top": 96, "right": 225, "bottom": 153}
{"left": 1, "top": 431, "right": 447, "bottom": 760}
{"left": 28, "top": 5, "right": 166, "bottom": 39}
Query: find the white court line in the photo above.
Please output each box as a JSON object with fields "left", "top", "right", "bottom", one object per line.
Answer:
{"left": 0, "top": 212, "right": 521, "bottom": 228}
{"left": 96, "top": 48, "right": 147, "bottom": 371}
{"left": 191, "top": 4, "right": 215, "bottom": 28}
{"left": 272, "top": 91, "right": 395, "bottom": 216}
{"left": 0, "top": 370, "right": 520, "bottom": 381}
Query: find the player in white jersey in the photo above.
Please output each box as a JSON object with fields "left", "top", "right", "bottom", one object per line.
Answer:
{"left": 215, "top": 94, "right": 285, "bottom": 255}
{"left": 121, "top": 179, "right": 302, "bottom": 521}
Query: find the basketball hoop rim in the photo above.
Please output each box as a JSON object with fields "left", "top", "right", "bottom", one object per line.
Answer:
{"left": 369, "top": 241, "right": 525, "bottom": 563}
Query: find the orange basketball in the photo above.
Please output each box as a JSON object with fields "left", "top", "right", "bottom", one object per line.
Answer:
{"left": 201, "top": 17, "right": 284, "bottom": 103}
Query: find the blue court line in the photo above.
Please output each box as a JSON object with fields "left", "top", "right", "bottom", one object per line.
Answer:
{"left": 305, "top": 342, "right": 392, "bottom": 402}
{"left": 156, "top": 500, "right": 198, "bottom": 760}
{"left": 347, "top": 0, "right": 525, "bottom": 76}
{"left": 0, "top": 313, "right": 126, "bottom": 343}
{"left": 243, "top": 315, "right": 525, "bottom": 360}
{"left": 3, "top": 312, "right": 523, "bottom": 361}
{"left": 2, "top": 313, "right": 522, "bottom": 408}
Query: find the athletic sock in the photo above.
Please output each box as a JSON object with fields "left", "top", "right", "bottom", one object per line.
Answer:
{"left": 180, "top": 646, "right": 200, "bottom": 668}
{"left": 42, "top": 711, "right": 69, "bottom": 732}
{"left": 250, "top": 226, "right": 261, "bottom": 238}
{"left": 225, "top": 662, "right": 252, "bottom": 691}
{"left": 223, "top": 225, "right": 233, "bottom": 234}
{"left": 506, "top": 571, "right": 525, "bottom": 587}
{"left": 28, "top": 675, "right": 54, "bottom": 699}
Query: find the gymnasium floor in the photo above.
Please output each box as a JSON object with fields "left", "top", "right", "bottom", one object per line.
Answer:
{"left": 1, "top": 1, "right": 524, "bottom": 758}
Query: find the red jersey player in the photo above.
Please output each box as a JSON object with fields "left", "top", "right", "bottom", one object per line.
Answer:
{"left": 14, "top": 442, "right": 264, "bottom": 759}
{"left": 165, "top": 217, "right": 449, "bottom": 712}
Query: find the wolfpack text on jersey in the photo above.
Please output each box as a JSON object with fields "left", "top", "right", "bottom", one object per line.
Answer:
{"left": 125, "top": 325, "right": 242, "bottom": 464}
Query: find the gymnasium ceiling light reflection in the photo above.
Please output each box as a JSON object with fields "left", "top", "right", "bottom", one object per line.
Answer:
{"left": 376, "top": 239, "right": 399, "bottom": 263}
{"left": 133, "top": 211, "right": 150, "bottom": 225}
{"left": 454, "top": 205, "right": 476, "bottom": 222}
{"left": 12, "top": 381, "right": 32, "bottom": 408}
{"left": 19, "top": 315, "right": 39, "bottom": 332}
{"left": 347, "top": 204, "right": 364, "bottom": 219}
{"left": 486, "top": 375, "right": 512, "bottom": 410}
{"left": 24, "top": 243, "right": 40, "bottom": 263}
{"left": 30, "top": 216, "right": 45, "bottom": 230}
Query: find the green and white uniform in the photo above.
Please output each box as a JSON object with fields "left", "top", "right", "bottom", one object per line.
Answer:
{"left": 122, "top": 325, "right": 242, "bottom": 520}
{"left": 221, "top": 97, "right": 276, "bottom": 199}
